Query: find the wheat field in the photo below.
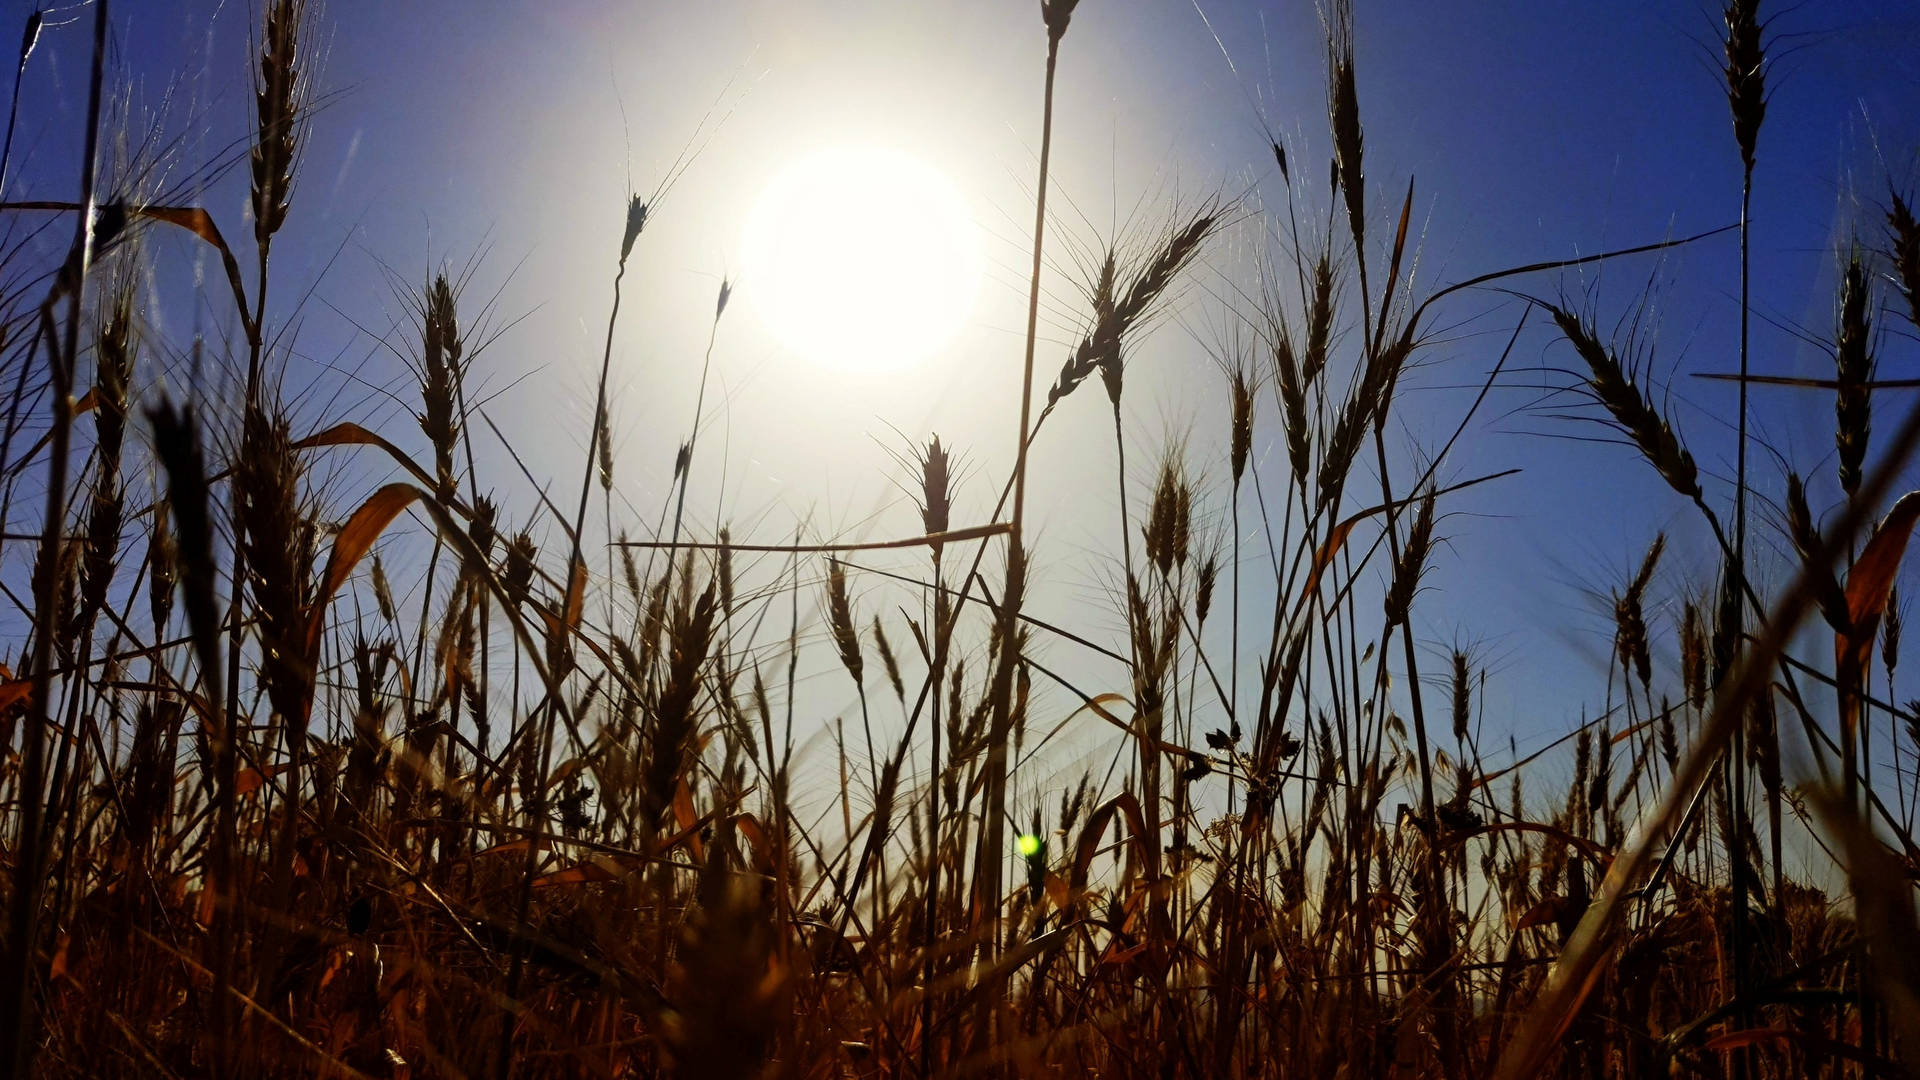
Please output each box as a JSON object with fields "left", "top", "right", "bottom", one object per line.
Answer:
{"left": 0, "top": 0, "right": 1917, "bottom": 1077}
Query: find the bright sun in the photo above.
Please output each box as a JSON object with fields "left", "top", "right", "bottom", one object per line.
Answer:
{"left": 742, "top": 147, "right": 981, "bottom": 373}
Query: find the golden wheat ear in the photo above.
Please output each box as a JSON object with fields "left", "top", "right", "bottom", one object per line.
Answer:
{"left": 249, "top": 0, "right": 308, "bottom": 252}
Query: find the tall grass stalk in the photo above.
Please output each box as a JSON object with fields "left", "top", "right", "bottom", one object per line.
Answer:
{"left": 1, "top": 4, "right": 106, "bottom": 1073}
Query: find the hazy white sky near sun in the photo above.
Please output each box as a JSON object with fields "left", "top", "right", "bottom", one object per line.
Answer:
{"left": 9, "top": 0, "right": 1920, "bottom": 842}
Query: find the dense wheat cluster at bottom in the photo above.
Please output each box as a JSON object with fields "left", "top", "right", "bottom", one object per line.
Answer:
{"left": 0, "top": 0, "right": 1918, "bottom": 1077}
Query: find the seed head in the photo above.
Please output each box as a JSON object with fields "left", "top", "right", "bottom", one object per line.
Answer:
{"left": 1196, "top": 553, "right": 1217, "bottom": 627}
{"left": 1383, "top": 487, "right": 1435, "bottom": 629}
{"left": 418, "top": 273, "right": 464, "bottom": 502}
{"left": 1327, "top": 1, "right": 1365, "bottom": 257}
{"left": 1450, "top": 650, "right": 1471, "bottom": 744}
{"left": 250, "top": 0, "right": 306, "bottom": 248}
{"left": 621, "top": 194, "right": 648, "bottom": 263}
{"left": 1785, "top": 472, "right": 1849, "bottom": 633}
{"left": 1681, "top": 601, "right": 1706, "bottom": 710}
{"left": 503, "top": 532, "right": 537, "bottom": 607}
{"left": 1229, "top": 365, "right": 1253, "bottom": 487}
{"left": 469, "top": 495, "right": 497, "bottom": 558}
{"left": 148, "top": 499, "right": 176, "bottom": 636}
{"left": 873, "top": 615, "right": 904, "bottom": 703}
{"left": 1550, "top": 304, "right": 1700, "bottom": 500}
{"left": 1724, "top": 0, "right": 1766, "bottom": 175}
{"left": 1834, "top": 251, "right": 1873, "bottom": 499}
{"left": 826, "top": 560, "right": 863, "bottom": 686}
{"left": 918, "top": 434, "right": 953, "bottom": 545}
{"left": 1041, "top": 0, "right": 1079, "bottom": 41}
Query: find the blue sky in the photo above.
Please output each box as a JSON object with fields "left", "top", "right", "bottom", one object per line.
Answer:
{"left": 6, "top": 0, "right": 1920, "bottom": 836}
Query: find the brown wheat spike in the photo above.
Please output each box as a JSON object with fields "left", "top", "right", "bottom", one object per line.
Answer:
{"left": 1126, "top": 573, "right": 1158, "bottom": 702}
{"left": 620, "top": 193, "right": 647, "bottom": 264}
{"left": 90, "top": 279, "right": 134, "bottom": 466}
{"left": 1304, "top": 252, "right": 1334, "bottom": 386}
{"left": 644, "top": 580, "right": 716, "bottom": 832}
{"left": 1117, "top": 212, "right": 1215, "bottom": 329}
{"left": 146, "top": 397, "right": 224, "bottom": 731}
{"left": 1228, "top": 364, "right": 1253, "bottom": 487}
{"left": 1196, "top": 553, "right": 1217, "bottom": 627}
{"left": 238, "top": 399, "right": 316, "bottom": 725}
{"left": 872, "top": 616, "right": 905, "bottom": 704}
{"left": 250, "top": 0, "right": 306, "bottom": 248}
{"left": 1271, "top": 322, "right": 1310, "bottom": 486}
{"left": 1681, "top": 600, "right": 1706, "bottom": 710}
{"left": 616, "top": 531, "right": 643, "bottom": 607}
{"left": 1383, "top": 487, "right": 1435, "bottom": 629}
{"left": 418, "top": 273, "right": 464, "bottom": 502}
{"left": 147, "top": 497, "right": 176, "bottom": 636}
{"left": 1326, "top": 0, "right": 1364, "bottom": 264}
{"left": 1359, "top": 333, "right": 1413, "bottom": 433}
{"left": 122, "top": 701, "right": 170, "bottom": 850}
{"left": 825, "top": 559, "right": 863, "bottom": 686}
{"left": 1048, "top": 252, "right": 1115, "bottom": 407}
{"left": 370, "top": 551, "right": 396, "bottom": 623}
{"left": 1835, "top": 249, "right": 1873, "bottom": 499}
{"left": 80, "top": 280, "right": 134, "bottom": 621}
{"left": 1041, "top": 0, "right": 1079, "bottom": 40}
{"left": 1889, "top": 189, "right": 1920, "bottom": 330}
{"left": 469, "top": 494, "right": 497, "bottom": 558}
{"left": 1450, "top": 649, "right": 1471, "bottom": 744}
{"left": 946, "top": 659, "right": 968, "bottom": 757}
{"left": 1710, "top": 563, "right": 1741, "bottom": 687}
{"left": 502, "top": 531, "right": 536, "bottom": 607}
{"left": 1614, "top": 532, "right": 1662, "bottom": 692}
{"left": 595, "top": 397, "right": 613, "bottom": 492}
{"left": 675, "top": 548, "right": 697, "bottom": 623}
{"left": 1548, "top": 304, "right": 1701, "bottom": 500}
{"left": 29, "top": 538, "right": 79, "bottom": 664}
{"left": 1784, "top": 472, "right": 1849, "bottom": 632}
{"left": 1144, "top": 460, "right": 1180, "bottom": 579}
{"left": 1723, "top": 0, "right": 1766, "bottom": 176}
{"left": 1051, "top": 213, "right": 1215, "bottom": 411}
{"left": 1172, "top": 479, "right": 1193, "bottom": 571}
{"left": 917, "top": 434, "right": 953, "bottom": 543}
{"left": 640, "top": 571, "right": 671, "bottom": 676}
{"left": 1317, "top": 388, "right": 1367, "bottom": 512}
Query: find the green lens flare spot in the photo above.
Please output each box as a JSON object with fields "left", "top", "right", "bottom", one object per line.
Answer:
{"left": 1015, "top": 833, "right": 1042, "bottom": 858}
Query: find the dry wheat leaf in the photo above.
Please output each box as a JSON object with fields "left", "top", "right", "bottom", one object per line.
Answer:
{"left": 305, "top": 484, "right": 425, "bottom": 663}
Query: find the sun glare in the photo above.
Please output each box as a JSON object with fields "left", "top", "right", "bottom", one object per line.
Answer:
{"left": 742, "top": 147, "right": 982, "bottom": 373}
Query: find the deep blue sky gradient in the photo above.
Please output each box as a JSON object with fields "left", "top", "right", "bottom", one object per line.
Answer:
{"left": 5, "top": 1, "right": 1920, "bottom": 838}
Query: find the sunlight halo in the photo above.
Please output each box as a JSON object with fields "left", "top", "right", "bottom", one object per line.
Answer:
{"left": 741, "top": 146, "right": 982, "bottom": 373}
